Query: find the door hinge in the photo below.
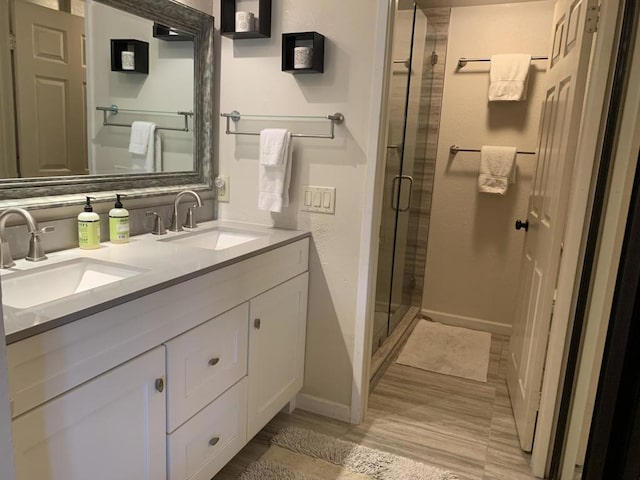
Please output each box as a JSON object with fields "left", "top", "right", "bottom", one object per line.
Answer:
{"left": 431, "top": 51, "right": 438, "bottom": 66}
{"left": 585, "top": 4, "right": 600, "bottom": 33}
{"left": 9, "top": 34, "right": 16, "bottom": 51}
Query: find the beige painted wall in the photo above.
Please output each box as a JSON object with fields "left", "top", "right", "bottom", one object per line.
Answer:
{"left": 216, "top": 0, "right": 382, "bottom": 411}
{"left": 422, "top": 1, "right": 554, "bottom": 331}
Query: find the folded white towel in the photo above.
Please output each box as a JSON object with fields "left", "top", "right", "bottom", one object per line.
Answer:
{"left": 260, "top": 128, "right": 290, "bottom": 166}
{"left": 258, "top": 129, "right": 292, "bottom": 212}
{"left": 128, "top": 121, "right": 156, "bottom": 155}
{"left": 129, "top": 124, "right": 161, "bottom": 173}
{"left": 478, "top": 146, "right": 517, "bottom": 195}
{"left": 489, "top": 54, "right": 532, "bottom": 101}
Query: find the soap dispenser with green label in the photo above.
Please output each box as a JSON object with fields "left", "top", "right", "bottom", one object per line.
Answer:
{"left": 109, "top": 194, "right": 129, "bottom": 244}
{"left": 78, "top": 196, "right": 100, "bottom": 249}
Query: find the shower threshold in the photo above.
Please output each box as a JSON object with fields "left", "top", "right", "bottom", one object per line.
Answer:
{"left": 370, "top": 305, "right": 421, "bottom": 387}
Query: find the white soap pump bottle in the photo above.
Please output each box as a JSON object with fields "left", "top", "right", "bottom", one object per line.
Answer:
{"left": 109, "top": 193, "right": 129, "bottom": 243}
{"left": 78, "top": 196, "right": 100, "bottom": 249}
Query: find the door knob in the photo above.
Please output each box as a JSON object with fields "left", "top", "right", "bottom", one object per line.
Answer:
{"left": 155, "top": 378, "right": 164, "bottom": 393}
{"left": 515, "top": 219, "right": 529, "bottom": 231}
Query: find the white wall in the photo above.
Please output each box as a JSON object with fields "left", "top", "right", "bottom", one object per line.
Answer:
{"left": 217, "top": 0, "right": 382, "bottom": 412}
{"left": 87, "top": 1, "right": 194, "bottom": 174}
{"left": 422, "top": 1, "right": 555, "bottom": 332}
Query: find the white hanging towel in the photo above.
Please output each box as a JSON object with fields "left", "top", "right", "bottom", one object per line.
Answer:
{"left": 128, "top": 121, "right": 155, "bottom": 154}
{"left": 488, "top": 54, "right": 532, "bottom": 101}
{"left": 259, "top": 128, "right": 290, "bottom": 166}
{"left": 128, "top": 121, "right": 160, "bottom": 172}
{"left": 478, "top": 146, "right": 517, "bottom": 195}
{"left": 258, "top": 129, "right": 292, "bottom": 212}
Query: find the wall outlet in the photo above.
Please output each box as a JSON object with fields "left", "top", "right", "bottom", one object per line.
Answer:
{"left": 215, "top": 176, "right": 229, "bottom": 202}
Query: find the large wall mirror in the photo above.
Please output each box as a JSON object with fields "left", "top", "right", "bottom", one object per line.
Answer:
{"left": 0, "top": 0, "right": 213, "bottom": 201}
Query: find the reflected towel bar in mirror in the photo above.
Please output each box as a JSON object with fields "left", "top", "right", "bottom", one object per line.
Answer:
{"left": 220, "top": 110, "right": 345, "bottom": 139}
{"left": 450, "top": 145, "right": 537, "bottom": 155}
{"left": 96, "top": 105, "right": 194, "bottom": 132}
{"left": 457, "top": 55, "right": 549, "bottom": 69}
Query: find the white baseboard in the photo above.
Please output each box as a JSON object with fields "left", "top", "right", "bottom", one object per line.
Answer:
{"left": 421, "top": 309, "right": 512, "bottom": 336}
{"left": 295, "top": 393, "right": 351, "bottom": 423}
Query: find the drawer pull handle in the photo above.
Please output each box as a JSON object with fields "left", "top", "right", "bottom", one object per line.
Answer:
{"left": 209, "top": 436, "right": 220, "bottom": 447}
{"left": 208, "top": 357, "right": 220, "bottom": 366}
{"left": 254, "top": 318, "right": 261, "bottom": 329}
{"left": 155, "top": 378, "right": 164, "bottom": 393}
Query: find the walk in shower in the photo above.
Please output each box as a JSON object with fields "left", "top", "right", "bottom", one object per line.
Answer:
{"left": 372, "top": 3, "right": 447, "bottom": 358}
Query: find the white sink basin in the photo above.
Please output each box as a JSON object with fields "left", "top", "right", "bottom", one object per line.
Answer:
{"left": 1, "top": 258, "right": 147, "bottom": 310}
{"left": 160, "top": 227, "right": 262, "bottom": 250}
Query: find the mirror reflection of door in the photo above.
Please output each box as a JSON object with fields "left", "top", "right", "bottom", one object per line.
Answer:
{"left": 13, "top": 0, "right": 88, "bottom": 177}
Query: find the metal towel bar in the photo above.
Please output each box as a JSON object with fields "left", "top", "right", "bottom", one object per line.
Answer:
{"left": 450, "top": 145, "right": 536, "bottom": 156}
{"left": 96, "top": 105, "right": 193, "bottom": 132}
{"left": 457, "top": 55, "right": 548, "bottom": 69}
{"left": 220, "top": 110, "right": 344, "bottom": 139}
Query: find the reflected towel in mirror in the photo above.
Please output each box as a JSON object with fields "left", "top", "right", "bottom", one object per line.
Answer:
{"left": 126, "top": 122, "right": 161, "bottom": 172}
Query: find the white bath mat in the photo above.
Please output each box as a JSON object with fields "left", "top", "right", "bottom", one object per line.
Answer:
{"left": 395, "top": 320, "right": 491, "bottom": 382}
{"left": 239, "top": 426, "right": 457, "bottom": 479}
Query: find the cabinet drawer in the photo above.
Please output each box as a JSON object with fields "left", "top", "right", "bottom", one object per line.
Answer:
{"left": 166, "top": 303, "right": 248, "bottom": 432}
{"left": 168, "top": 377, "right": 247, "bottom": 480}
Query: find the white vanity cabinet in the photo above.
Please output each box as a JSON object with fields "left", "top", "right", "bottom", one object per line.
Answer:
{"left": 7, "top": 236, "right": 310, "bottom": 480}
{"left": 11, "top": 346, "right": 166, "bottom": 480}
{"left": 165, "top": 273, "right": 309, "bottom": 480}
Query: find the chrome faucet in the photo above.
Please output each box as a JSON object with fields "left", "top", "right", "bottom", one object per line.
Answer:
{"left": 0, "top": 207, "right": 55, "bottom": 268}
{"left": 169, "top": 190, "right": 203, "bottom": 232}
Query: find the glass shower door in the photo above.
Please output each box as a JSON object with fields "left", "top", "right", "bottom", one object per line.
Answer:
{"left": 373, "top": 4, "right": 434, "bottom": 355}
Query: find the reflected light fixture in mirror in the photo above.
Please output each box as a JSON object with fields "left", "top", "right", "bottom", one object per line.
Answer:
{"left": 0, "top": 0, "right": 214, "bottom": 202}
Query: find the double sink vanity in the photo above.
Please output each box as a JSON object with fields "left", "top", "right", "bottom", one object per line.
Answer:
{"left": 2, "top": 220, "right": 310, "bottom": 480}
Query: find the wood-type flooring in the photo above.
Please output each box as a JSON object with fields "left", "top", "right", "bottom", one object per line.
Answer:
{"left": 214, "top": 334, "right": 536, "bottom": 480}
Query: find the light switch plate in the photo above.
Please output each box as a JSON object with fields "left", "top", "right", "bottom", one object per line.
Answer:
{"left": 301, "top": 186, "right": 335, "bottom": 214}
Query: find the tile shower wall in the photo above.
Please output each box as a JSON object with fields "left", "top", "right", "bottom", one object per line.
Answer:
{"left": 403, "top": 7, "right": 450, "bottom": 308}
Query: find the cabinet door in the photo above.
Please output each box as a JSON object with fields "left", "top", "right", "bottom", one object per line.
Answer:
{"left": 247, "top": 273, "right": 308, "bottom": 439}
{"left": 12, "top": 346, "right": 166, "bottom": 480}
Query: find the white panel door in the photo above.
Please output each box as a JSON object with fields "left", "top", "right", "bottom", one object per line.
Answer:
{"left": 12, "top": 346, "right": 166, "bottom": 480}
{"left": 247, "top": 273, "right": 308, "bottom": 439}
{"left": 14, "top": 0, "right": 87, "bottom": 177}
{"left": 507, "top": 0, "right": 596, "bottom": 451}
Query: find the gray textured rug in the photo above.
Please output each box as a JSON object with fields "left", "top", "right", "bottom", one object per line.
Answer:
{"left": 239, "top": 426, "right": 457, "bottom": 480}
{"left": 396, "top": 320, "right": 491, "bottom": 382}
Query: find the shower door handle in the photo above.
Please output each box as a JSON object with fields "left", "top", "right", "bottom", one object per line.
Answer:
{"left": 391, "top": 175, "right": 414, "bottom": 211}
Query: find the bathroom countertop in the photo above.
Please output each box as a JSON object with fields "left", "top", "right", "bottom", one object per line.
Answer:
{"left": 1, "top": 220, "right": 310, "bottom": 344}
